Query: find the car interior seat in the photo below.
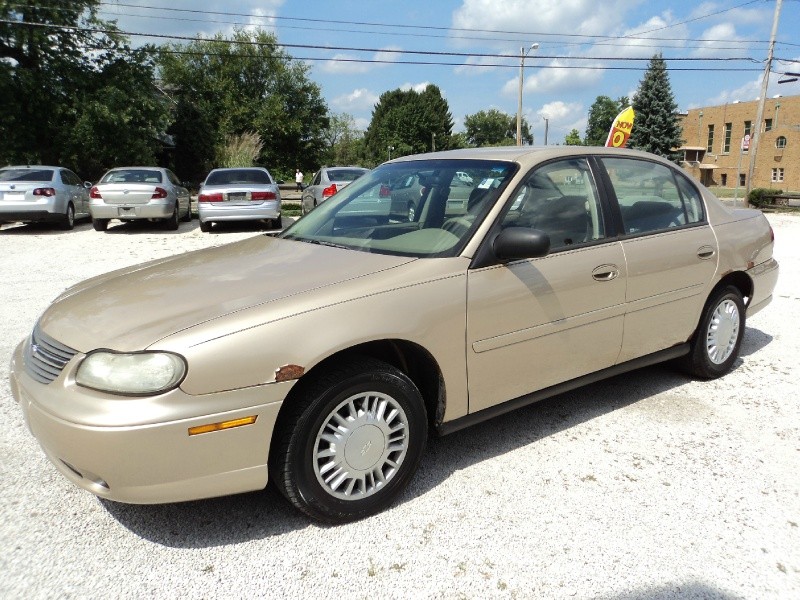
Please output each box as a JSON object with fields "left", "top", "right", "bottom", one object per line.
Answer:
{"left": 531, "top": 195, "right": 590, "bottom": 247}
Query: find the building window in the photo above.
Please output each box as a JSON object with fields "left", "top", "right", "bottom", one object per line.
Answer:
{"left": 721, "top": 173, "right": 728, "bottom": 186}
{"left": 740, "top": 174, "right": 746, "bottom": 187}
{"left": 776, "top": 136, "right": 787, "bottom": 149}
{"left": 706, "top": 124, "right": 715, "bottom": 153}
{"left": 772, "top": 168, "right": 784, "bottom": 183}
{"left": 765, "top": 118, "right": 773, "bottom": 132}
{"left": 723, "top": 123, "right": 732, "bottom": 153}
{"left": 744, "top": 120, "right": 752, "bottom": 137}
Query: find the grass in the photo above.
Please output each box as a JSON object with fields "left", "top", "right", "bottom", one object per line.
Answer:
{"left": 282, "top": 202, "right": 302, "bottom": 217}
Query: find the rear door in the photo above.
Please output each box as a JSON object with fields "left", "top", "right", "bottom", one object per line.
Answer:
{"left": 596, "top": 156, "right": 718, "bottom": 363}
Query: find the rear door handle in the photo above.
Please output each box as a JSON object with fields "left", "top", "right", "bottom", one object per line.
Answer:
{"left": 697, "top": 245, "right": 716, "bottom": 260}
{"left": 592, "top": 264, "right": 619, "bottom": 281}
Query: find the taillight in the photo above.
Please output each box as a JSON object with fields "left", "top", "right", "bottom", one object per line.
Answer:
{"left": 151, "top": 187, "right": 168, "bottom": 199}
{"left": 90, "top": 186, "right": 102, "bottom": 199}
{"left": 33, "top": 187, "right": 56, "bottom": 197}
{"left": 251, "top": 191, "right": 277, "bottom": 201}
{"left": 379, "top": 185, "right": 391, "bottom": 198}
{"left": 198, "top": 192, "right": 223, "bottom": 203}
{"left": 322, "top": 184, "right": 338, "bottom": 198}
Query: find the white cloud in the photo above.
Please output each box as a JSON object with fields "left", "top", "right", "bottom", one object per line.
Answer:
{"left": 501, "top": 59, "right": 603, "bottom": 96}
{"left": 332, "top": 88, "right": 379, "bottom": 112}
{"left": 400, "top": 82, "right": 434, "bottom": 94}
{"left": 691, "top": 23, "right": 739, "bottom": 58}
{"left": 319, "top": 46, "right": 402, "bottom": 75}
{"left": 705, "top": 66, "right": 800, "bottom": 106}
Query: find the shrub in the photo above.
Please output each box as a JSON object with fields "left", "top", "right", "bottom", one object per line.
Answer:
{"left": 216, "top": 131, "right": 264, "bottom": 168}
{"left": 747, "top": 188, "right": 783, "bottom": 208}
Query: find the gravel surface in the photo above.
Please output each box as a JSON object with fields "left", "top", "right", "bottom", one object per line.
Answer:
{"left": 1, "top": 214, "right": 798, "bottom": 599}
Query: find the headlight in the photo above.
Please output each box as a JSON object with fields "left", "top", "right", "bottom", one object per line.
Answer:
{"left": 76, "top": 351, "right": 186, "bottom": 395}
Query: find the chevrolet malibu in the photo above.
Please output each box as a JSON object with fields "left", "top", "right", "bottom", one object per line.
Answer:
{"left": 10, "top": 147, "right": 778, "bottom": 523}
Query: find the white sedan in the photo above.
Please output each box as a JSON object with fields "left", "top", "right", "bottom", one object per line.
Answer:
{"left": 89, "top": 167, "right": 192, "bottom": 231}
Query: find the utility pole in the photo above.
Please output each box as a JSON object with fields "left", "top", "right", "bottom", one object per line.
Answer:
{"left": 745, "top": 0, "right": 782, "bottom": 206}
{"left": 516, "top": 43, "right": 539, "bottom": 146}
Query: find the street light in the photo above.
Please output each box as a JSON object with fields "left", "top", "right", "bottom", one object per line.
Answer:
{"left": 516, "top": 43, "right": 539, "bottom": 146}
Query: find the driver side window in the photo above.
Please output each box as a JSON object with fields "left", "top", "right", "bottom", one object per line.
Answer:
{"left": 501, "top": 158, "right": 605, "bottom": 250}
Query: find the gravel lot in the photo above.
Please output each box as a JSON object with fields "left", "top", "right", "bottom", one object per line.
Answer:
{"left": 1, "top": 214, "right": 798, "bottom": 599}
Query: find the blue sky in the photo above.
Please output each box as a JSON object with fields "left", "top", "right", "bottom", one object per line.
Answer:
{"left": 100, "top": 0, "right": 800, "bottom": 145}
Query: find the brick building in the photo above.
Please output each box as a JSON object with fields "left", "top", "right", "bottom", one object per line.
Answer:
{"left": 677, "top": 94, "right": 799, "bottom": 192}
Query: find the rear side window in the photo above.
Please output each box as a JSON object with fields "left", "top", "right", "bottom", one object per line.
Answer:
{"left": 0, "top": 168, "right": 54, "bottom": 182}
{"left": 600, "top": 158, "right": 702, "bottom": 235}
{"left": 327, "top": 169, "right": 367, "bottom": 182}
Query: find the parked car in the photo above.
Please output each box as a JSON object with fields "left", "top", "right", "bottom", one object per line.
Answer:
{"left": 198, "top": 167, "right": 282, "bottom": 232}
{"left": 0, "top": 165, "right": 91, "bottom": 230}
{"left": 11, "top": 147, "right": 778, "bottom": 524}
{"left": 300, "top": 166, "right": 369, "bottom": 215}
{"left": 89, "top": 167, "right": 192, "bottom": 231}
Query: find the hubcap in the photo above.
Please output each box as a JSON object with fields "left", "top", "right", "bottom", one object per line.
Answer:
{"left": 313, "top": 392, "right": 409, "bottom": 500}
{"left": 705, "top": 298, "right": 740, "bottom": 364}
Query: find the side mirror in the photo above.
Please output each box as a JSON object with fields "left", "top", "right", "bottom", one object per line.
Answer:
{"left": 493, "top": 227, "right": 550, "bottom": 261}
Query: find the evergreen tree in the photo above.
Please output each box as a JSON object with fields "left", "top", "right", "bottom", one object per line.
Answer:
{"left": 628, "top": 54, "right": 682, "bottom": 159}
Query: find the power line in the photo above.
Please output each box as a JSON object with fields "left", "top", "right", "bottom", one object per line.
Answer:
{"left": 0, "top": 18, "right": 767, "bottom": 68}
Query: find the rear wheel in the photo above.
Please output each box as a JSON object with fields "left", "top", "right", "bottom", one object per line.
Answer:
{"left": 199, "top": 220, "right": 212, "bottom": 233}
{"left": 92, "top": 218, "right": 109, "bottom": 232}
{"left": 59, "top": 203, "right": 75, "bottom": 230}
{"left": 269, "top": 357, "right": 427, "bottom": 523}
{"left": 407, "top": 202, "right": 416, "bottom": 222}
{"left": 272, "top": 215, "right": 282, "bottom": 229}
{"left": 683, "top": 285, "right": 745, "bottom": 379}
{"left": 165, "top": 204, "right": 180, "bottom": 230}
{"left": 182, "top": 202, "right": 193, "bottom": 222}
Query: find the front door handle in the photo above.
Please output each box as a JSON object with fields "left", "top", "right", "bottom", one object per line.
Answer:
{"left": 592, "top": 264, "right": 619, "bottom": 281}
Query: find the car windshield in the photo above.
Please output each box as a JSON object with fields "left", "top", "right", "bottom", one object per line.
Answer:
{"left": 280, "top": 159, "right": 517, "bottom": 258}
{"left": 326, "top": 168, "right": 368, "bottom": 182}
{"left": 205, "top": 169, "right": 272, "bottom": 185}
{"left": 0, "top": 168, "right": 54, "bottom": 182}
{"left": 101, "top": 169, "right": 163, "bottom": 184}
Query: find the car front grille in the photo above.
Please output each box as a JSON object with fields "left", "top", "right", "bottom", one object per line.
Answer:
{"left": 25, "top": 325, "right": 77, "bottom": 384}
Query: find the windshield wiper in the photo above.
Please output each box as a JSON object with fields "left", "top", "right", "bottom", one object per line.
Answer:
{"left": 300, "top": 238, "right": 351, "bottom": 250}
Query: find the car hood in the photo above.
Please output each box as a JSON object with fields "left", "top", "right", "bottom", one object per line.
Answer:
{"left": 38, "top": 235, "right": 416, "bottom": 352}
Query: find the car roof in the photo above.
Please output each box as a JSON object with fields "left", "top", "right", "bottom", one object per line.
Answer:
{"left": 2, "top": 165, "right": 61, "bottom": 170}
{"left": 389, "top": 146, "right": 677, "bottom": 170}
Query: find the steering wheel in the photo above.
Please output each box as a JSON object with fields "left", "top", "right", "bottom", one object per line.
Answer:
{"left": 441, "top": 216, "right": 474, "bottom": 237}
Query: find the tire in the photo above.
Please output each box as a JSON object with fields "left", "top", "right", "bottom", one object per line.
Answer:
{"left": 407, "top": 201, "right": 416, "bottom": 222}
{"left": 272, "top": 215, "right": 282, "bottom": 229}
{"left": 269, "top": 356, "right": 428, "bottom": 524}
{"left": 182, "top": 202, "right": 193, "bottom": 222}
{"left": 165, "top": 204, "right": 180, "bottom": 230}
{"left": 92, "top": 218, "right": 109, "bottom": 232}
{"left": 199, "top": 220, "right": 212, "bottom": 233}
{"left": 682, "top": 285, "right": 745, "bottom": 379}
{"left": 59, "top": 203, "right": 75, "bottom": 230}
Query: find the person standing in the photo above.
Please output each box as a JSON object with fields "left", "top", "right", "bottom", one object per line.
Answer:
{"left": 295, "top": 169, "right": 303, "bottom": 191}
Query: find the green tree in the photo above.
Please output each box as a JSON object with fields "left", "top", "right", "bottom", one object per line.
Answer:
{"left": 321, "top": 113, "right": 364, "bottom": 165}
{"left": 628, "top": 54, "right": 682, "bottom": 159}
{"left": 363, "top": 85, "right": 453, "bottom": 163}
{"left": 585, "top": 96, "right": 627, "bottom": 146}
{"left": 0, "top": 1, "right": 168, "bottom": 177}
{"left": 464, "top": 109, "right": 532, "bottom": 146}
{"left": 158, "top": 29, "right": 328, "bottom": 178}
{"left": 564, "top": 129, "right": 583, "bottom": 146}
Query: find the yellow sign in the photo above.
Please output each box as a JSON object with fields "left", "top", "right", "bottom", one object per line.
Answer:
{"left": 605, "top": 106, "right": 635, "bottom": 148}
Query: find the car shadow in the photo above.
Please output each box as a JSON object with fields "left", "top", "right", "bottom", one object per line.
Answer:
{"left": 0, "top": 218, "right": 92, "bottom": 234}
{"left": 202, "top": 221, "right": 287, "bottom": 234}
{"left": 101, "top": 326, "right": 772, "bottom": 547}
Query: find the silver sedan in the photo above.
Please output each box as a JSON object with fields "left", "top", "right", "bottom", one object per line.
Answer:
{"left": 0, "top": 165, "right": 91, "bottom": 230}
{"left": 90, "top": 167, "right": 192, "bottom": 232}
{"left": 300, "top": 166, "right": 369, "bottom": 215}
{"left": 198, "top": 167, "right": 282, "bottom": 232}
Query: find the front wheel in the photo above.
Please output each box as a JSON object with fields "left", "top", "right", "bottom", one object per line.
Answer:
{"left": 269, "top": 357, "right": 428, "bottom": 523}
{"left": 682, "top": 285, "right": 745, "bottom": 379}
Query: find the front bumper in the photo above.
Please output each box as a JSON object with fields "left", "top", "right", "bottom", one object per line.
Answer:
{"left": 10, "top": 340, "right": 289, "bottom": 504}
